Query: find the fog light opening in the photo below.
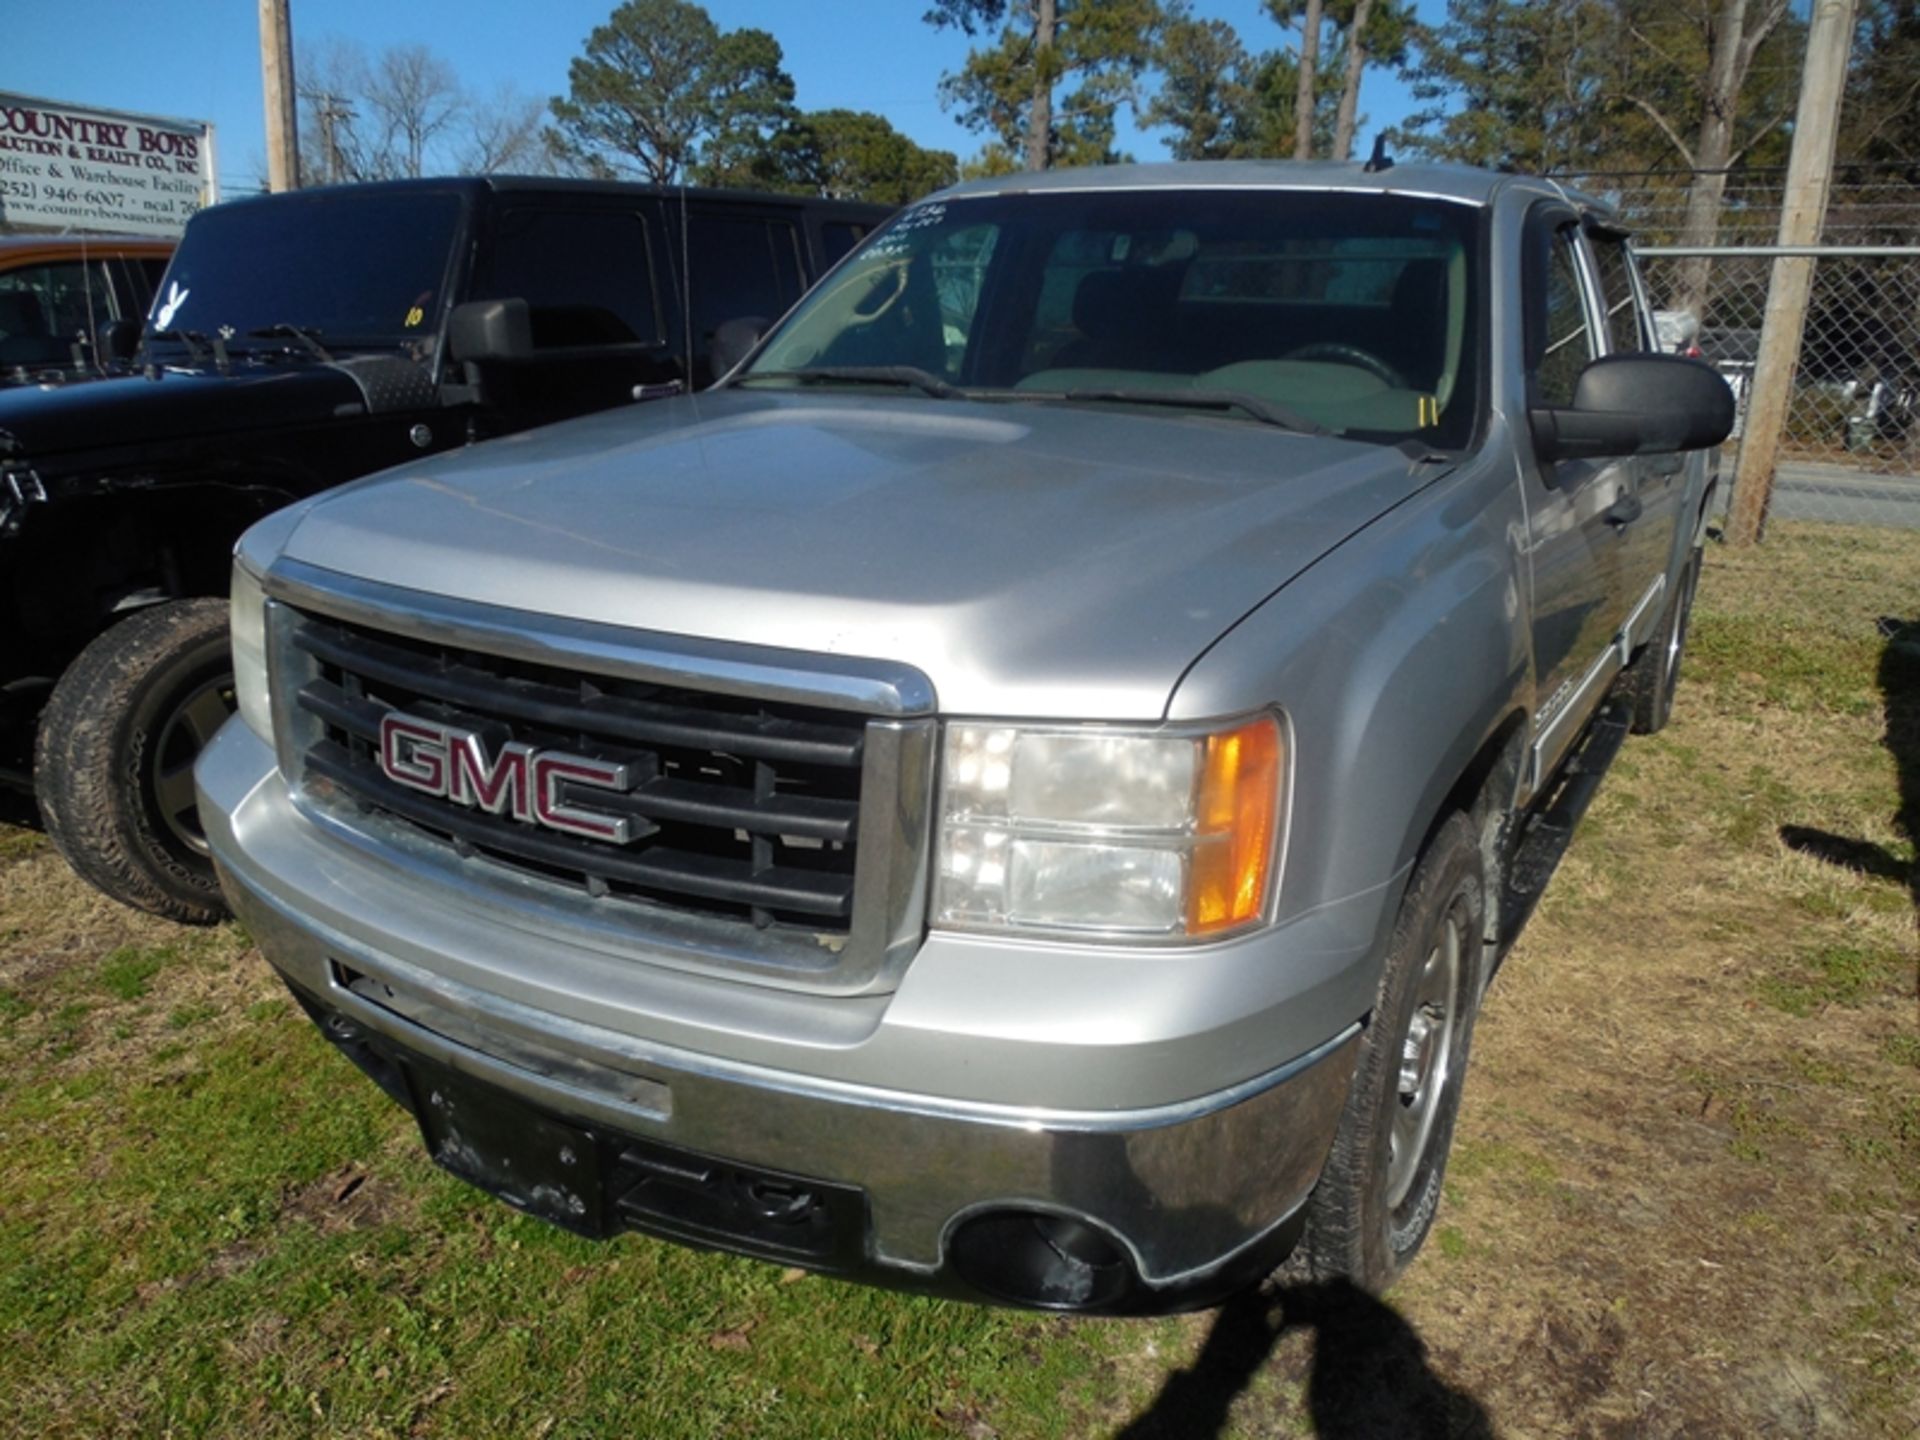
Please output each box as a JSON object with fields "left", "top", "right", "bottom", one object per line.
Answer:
{"left": 948, "top": 1210, "right": 1135, "bottom": 1310}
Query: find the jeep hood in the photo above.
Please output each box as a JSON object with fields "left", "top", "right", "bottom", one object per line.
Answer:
{"left": 277, "top": 389, "right": 1430, "bottom": 719}
{"left": 0, "top": 361, "right": 368, "bottom": 461}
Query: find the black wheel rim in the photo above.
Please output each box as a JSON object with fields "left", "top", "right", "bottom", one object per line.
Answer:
{"left": 151, "top": 672, "right": 237, "bottom": 857}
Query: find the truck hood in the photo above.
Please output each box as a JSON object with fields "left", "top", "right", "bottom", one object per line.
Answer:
{"left": 0, "top": 361, "right": 368, "bottom": 461}
{"left": 278, "top": 389, "right": 1428, "bottom": 718}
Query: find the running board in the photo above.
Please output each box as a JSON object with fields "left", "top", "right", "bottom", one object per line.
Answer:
{"left": 1497, "top": 700, "right": 1633, "bottom": 960}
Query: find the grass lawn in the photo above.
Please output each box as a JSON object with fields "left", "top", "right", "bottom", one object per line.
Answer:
{"left": 2, "top": 522, "right": 1915, "bottom": 1438}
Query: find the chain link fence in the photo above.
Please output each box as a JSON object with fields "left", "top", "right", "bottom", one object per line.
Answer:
{"left": 1565, "top": 165, "right": 1920, "bottom": 543}
{"left": 1641, "top": 244, "right": 1920, "bottom": 522}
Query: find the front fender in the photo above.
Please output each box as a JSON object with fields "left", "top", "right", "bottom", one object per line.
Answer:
{"left": 1168, "top": 450, "right": 1530, "bottom": 1012}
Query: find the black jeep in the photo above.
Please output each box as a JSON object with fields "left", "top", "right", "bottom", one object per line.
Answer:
{"left": 0, "top": 175, "right": 890, "bottom": 919}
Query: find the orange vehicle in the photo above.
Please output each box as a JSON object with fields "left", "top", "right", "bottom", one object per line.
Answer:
{"left": 0, "top": 234, "right": 174, "bottom": 384}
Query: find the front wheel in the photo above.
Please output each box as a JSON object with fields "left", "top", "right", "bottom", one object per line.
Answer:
{"left": 35, "top": 599, "right": 235, "bottom": 923}
{"left": 1300, "top": 812, "right": 1487, "bottom": 1291}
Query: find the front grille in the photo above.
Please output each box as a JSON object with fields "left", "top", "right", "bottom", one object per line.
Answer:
{"left": 287, "top": 608, "right": 867, "bottom": 934}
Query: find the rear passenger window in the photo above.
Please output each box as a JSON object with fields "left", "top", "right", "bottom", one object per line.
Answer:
{"left": 1588, "top": 231, "right": 1645, "bottom": 354}
{"left": 485, "top": 208, "right": 660, "bottom": 350}
{"left": 1533, "top": 228, "right": 1596, "bottom": 408}
{"left": 684, "top": 214, "right": 804, "bottom": 347}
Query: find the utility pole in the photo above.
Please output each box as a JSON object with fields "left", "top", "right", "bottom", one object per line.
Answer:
{"left": 1726, "top": 0, "right": 1857, "bottom": 546}
{"left": 313, "top": 93, "right": 353, "bottom": 185}
{"left": 260, "top": 0, "right": 300, "bottom": 192}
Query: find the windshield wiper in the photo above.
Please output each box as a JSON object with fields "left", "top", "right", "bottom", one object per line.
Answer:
{"left": 1046, "top": 387, "right": 1335, "bottom": 437}
{"left": 248, "top": 324, "right": 333, "bottom": 362}
{"left": 738, "top": 366, "right": 963, "bottom": 400}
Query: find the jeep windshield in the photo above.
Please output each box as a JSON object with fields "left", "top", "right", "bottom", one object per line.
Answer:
{"left": 145, "top": 189, "right": 466, "bottom": 360}
{"left": 740, "top": 188, "right": 1482, "bottom": 447}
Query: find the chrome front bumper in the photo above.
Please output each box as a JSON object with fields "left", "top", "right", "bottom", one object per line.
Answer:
{"left": 201, "top": 719, "right": 1360, "bottom": 1310}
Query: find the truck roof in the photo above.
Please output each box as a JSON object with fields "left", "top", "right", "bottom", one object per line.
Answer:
{"left": 199, "top": 175, "right": 895, "bottom": 224}
{"left": 935, "top": 158, "right": 1610, "bottom": 216}
{"left": 0, "top": 234, "right": 175, "bottom": 263}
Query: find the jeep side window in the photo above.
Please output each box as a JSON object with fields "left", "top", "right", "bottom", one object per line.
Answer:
{"left": 684, "top": 214, "right": 805, "bottom": 352}
{"left": 1533, "top": 227, "right": 1596, "bottom": 408}
{"left": 0, "top": 260, "right": 119, "bottom": 368}
{"left": 485, "top": 207, "right": 662, "bottom": 350}
{"left": 1587, "top": 230, "right": 1647, "bottom": 354}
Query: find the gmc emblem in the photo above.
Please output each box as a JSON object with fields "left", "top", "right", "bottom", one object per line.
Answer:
{"left": 377, "top": 711, "right": 652, "bottom": 845}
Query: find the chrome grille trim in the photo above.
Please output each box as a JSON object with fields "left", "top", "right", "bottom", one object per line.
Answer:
{"left": 264, "top": 557, "right": 936, "bottom": 717}
{"left": 259, "top": 560, "right": 936, "bottom": 996}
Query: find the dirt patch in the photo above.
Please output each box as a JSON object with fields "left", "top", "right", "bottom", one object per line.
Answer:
{"left": 283, "top": 1163, "right": 407, "bottom": 1235}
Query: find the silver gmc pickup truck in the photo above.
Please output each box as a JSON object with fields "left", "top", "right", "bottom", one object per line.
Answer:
{"left": 198, "top": 161, "right": 1733, "bottom": 1313}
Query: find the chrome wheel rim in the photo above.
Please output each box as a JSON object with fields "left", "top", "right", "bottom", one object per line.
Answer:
{"left": 1386, "top": 904, "right": 1464, "bottom": 1211}
{"left": 151, "top": 673, "right": 236, "bottom": 856}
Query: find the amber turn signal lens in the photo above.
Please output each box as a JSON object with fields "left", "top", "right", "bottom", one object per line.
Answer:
{"left": 1188, "top": 714, "right": 1283, "bottom": 934}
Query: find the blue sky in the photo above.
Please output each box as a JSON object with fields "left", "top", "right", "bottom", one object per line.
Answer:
{"left": 2, "top": 0, "right": 1431, "bottom": 196}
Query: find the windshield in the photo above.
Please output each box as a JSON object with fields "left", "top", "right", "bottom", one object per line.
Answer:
{"left": 147, "top": 189, "right": 466, "bottom": 356}
{"left": 745, "top": 189, "right": 1482, "bottom": 446}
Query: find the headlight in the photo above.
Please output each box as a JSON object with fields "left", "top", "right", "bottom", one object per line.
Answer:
{"left": 230, "top": 559, "right": 272, "bottom": 741}
{"left": 933, "top": 713, "right": 1285, "bottom": 941}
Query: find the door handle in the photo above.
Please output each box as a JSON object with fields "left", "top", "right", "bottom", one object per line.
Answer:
{"left": 1606, "top": 493, "right": 1643, "bottom": 528}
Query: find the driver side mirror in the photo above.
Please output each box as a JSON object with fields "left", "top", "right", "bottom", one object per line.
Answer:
{"left": 1530, "top": 353, "right": 1735, "bottom": 461}
{"left": 710, "top": 316, "right": 766, "bottom": 380}
{"left": 446, "top": 298, "right": 532, "bottom": 365}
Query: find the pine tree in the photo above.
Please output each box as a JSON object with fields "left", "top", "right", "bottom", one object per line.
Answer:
{"left": 548, "top": 0, "right": 796, "bottom": 184}
{"left": 925, "top": 0, "right": 1164, "bottom": 170}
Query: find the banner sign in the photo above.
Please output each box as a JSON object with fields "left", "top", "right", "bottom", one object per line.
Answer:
{"left": 0, "top": 91, "right": 216, "bottom": 236}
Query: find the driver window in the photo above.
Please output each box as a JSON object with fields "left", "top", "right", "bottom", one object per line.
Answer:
{"left": 485, "top": 208, "right": 660, "bottom": 350}
{"left": 1534, "top": 228, "right": 1596, "bottom": 408}
{"left": 1587, "top": 231, "right": 1647, "bottom": 354}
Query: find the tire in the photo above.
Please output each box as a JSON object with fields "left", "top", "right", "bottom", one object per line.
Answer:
{"left": 1624, "top": 548, "right": 1701, "bottom": 735}
{"left": 35, "top": 598, "right": 236, "bottom": 923}
{"left": 1300, "top": 812, "right": 1487, "bottom": 1292}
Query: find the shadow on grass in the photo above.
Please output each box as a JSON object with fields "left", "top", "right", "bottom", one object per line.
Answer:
{"left": 1779, "top": 616, "right": 1920, "bottom": 935}
{"left": 1115, "top": 1279, "right": 1493, "bottom": 1439}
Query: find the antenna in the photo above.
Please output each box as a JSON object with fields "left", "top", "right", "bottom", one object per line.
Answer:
{"left": 1363, "top": 135, "right": 1394, "bottom": 174}
{"left": 677, "top": 179, "right": 693, "bottom": 389}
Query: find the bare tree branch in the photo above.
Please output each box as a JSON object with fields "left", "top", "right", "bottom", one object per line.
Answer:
{"left": 1726, "top": 106, "right": 1790, "bottom": 167}
{"left": 1614, "top": 92, "right": 1697, "bottom": 167}
{"left": 458, "top": 84, "right": 552, "bottom": 174}
{"left": 1735, "top": 0, "right": 1791, "bottom": 77}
